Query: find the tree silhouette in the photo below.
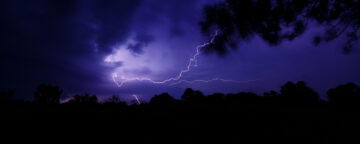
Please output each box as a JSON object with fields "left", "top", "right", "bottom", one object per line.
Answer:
{"left": 326, "top": 83, "right": 359, "bottom": 143}
{"left": 106, "top": 95, "right": 121, "bottom": 103}
{"left": 280, "top": 81, "right": 319, "bottom": 102}
{"left": 2, "top": 81, "right": 360, "bottom": 143}
{"left": 103, "top": 95, "right": 127, "bottom": 107}
{"left": 68, "top": 93, "right": 98, "bottom": 104}
{"left": 327, "top": 82, "right": 359, "bottom": 105}
{"left": 264, "top": 90, "right": 279, "bottom": 97}
{"left": 200, "top": 0, "right": 360, "bottom": 54}
{"left": 150, "top": 93, "right": 176, "bottom": 105}
{"left": 34, "top": 84, "right": 62, "bottom": 104}
{"left": 181, "top": 88, "right": 205, "bottom": 104}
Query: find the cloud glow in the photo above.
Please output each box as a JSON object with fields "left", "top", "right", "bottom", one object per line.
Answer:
{"left": 106, "top": 31, "right": 257, "bottom": 88}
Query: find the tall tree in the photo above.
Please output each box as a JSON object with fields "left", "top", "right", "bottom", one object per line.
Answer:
{"left": 200, "top": 0, "right": 360, "bottom": 55}
{"left": 34, "top": 84, "right": 62, "bottom": 104}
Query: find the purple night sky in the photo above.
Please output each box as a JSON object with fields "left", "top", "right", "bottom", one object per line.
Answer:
{"left": 1, "top": 0, "right": 360, "bottom": 102}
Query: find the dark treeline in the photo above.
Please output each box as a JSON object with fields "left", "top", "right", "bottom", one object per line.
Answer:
{"left": 1, "top": 81, "right": 359, "bottom": 143}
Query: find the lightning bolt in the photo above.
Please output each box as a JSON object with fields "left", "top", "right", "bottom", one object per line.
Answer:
{"left": 132, "top": 94, "right": 141, "bottom": 104}
{"left": 168, "top": 78, "right": 260, "bottom": 86}
{"left": 111, "top": 30, "right": 258, "bottom": 88}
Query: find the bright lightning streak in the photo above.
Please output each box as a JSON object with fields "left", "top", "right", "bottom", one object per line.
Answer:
{"left": 168, "top": 78, "right": 260, "bottom": 86}
{"left": 132, "top": 94, "right": 141, "bottom": 104}
{"left": 110, "top": 30, "right": 258, "bottom": 88}
{"left": 111, "top": 30, "right": 220, "bottom": 87}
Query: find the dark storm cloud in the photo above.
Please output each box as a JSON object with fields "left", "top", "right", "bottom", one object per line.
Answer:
{"left": 90, "top": 0, "right": 141, "bottom": 53}
{"left": 127, "top": 33, "right": 155, "bottom": 54}
{"left": 0, "top": 0, "right": 141, "bottom": 57}
{"left": 131, "top": 0, "right": 209, "bottom": 38}
{"left": 0, "top": 0, "right": 141, "bottom": 99}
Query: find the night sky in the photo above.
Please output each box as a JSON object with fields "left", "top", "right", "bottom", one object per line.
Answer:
{"left": 1, "top": 0, "right": 360, "bottom": 102}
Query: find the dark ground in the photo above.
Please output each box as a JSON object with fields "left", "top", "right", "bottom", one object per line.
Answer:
{"left": 1, "top": 81, "right": 359, "bottom": 143}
